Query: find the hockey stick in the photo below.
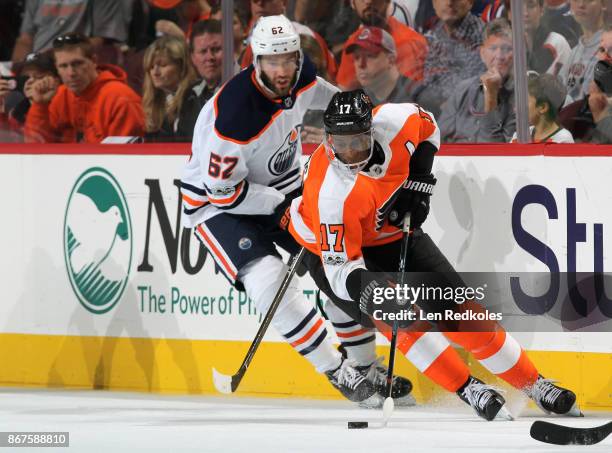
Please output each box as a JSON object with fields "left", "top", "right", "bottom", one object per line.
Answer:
{"left": 382, "top": 213, "right": 413, "bottom": 426}
{"left": 212, "top": 247, "right": 307, "bottom": 394}
{"left": 530, "top": 420, "right": 612, "bottom": 446}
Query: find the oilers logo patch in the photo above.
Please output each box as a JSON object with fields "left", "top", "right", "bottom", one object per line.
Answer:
{"left": 268, "top": 126, "right": 300, "bottom": 176}
{"left": 238, "top": 237, "right": 252, "bottom": 250}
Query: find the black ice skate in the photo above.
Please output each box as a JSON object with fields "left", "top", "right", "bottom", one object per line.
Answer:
{"left": 457, "top": 376, "right": 513, "bottom": 421}
{"left": 356, "top": 357, "right": 416, "bottom": 409}
{"left": 526, "top": 375, "right": 582, "bottom": 416}
{"left": 325, "top": 358, "right": 381, "bottom": 406}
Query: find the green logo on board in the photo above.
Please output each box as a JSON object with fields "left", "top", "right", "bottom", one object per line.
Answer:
{"left": 63, "top": 167, "right": 132, "bottom": 314}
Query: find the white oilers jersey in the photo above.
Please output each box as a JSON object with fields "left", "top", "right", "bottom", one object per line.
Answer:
{"left": 180, "top": 55, "right": 338, "bottom": 227}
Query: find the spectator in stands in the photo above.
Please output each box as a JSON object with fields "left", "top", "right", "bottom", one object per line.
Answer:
{"left": 516, "top": 0, "right": 572, "bottom": 76}
{"left": 559, "top": 0, "right": 606, "bottom": 103}
{"left": 0, "top": 51, "right": 59, "bottom": 141}
{"left": 181, "top": 20, "right": 224, "bottom": 136}
{"left": 190, "top": 20, "right": 223, "bottom": 92}
{"left": 480, "top": 0, "right": 581, "bottom": 46}
{"left": 511, "top": 73, "right": 574, "bottom": 142}
{"left": 241, "top": 0, "right": 338, "bottom": 79}
{"left": 293, "top": 0, "right": 422, "bottom": 57}
{"left": 11, "top": 0, "right": 129, "bottom": 65}
{"left": 154, "top": 0, "right": 212, "bottom": 39}
{"left": 24, "top": 33, "right": 144, "bottom": 143}
{"left": 142, "top": 35, "right": 199, "bottom": 141}
{"left": 541, "top": 0, "right": 582, "bottom": 47}
{"left": 293, "top": 1, "right": 360, "bottom": 56}
{"left": 438, "top": 18, "right": 515, "bottom": 142}
{"left": 336, "top": 0, "right": 428, "bottom": 89}
{"left": 348, "top": 26, "right": 419, "bottom": 104}
{"left": 209, "top": 6, "right": 248, "bottom": 63}
{"left": 25, "top": 33, "right": 144, "bottom": 143}
{"left": 415, "top": 0, "right": 485, "bottom": 117}
{"left": 559, "top": 25, "right": 612, "bottom": 143}
{"left": 0, "top": 76, "right": 26, "bottom": 142}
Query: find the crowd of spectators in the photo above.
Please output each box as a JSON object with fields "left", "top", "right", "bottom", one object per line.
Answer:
{"left": 0, "top": 0, "right": 610, "bottom": 144}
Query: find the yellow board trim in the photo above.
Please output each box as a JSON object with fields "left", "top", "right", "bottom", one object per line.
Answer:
{"left": 1, "top": 333, "right": 610, "bottom": 409}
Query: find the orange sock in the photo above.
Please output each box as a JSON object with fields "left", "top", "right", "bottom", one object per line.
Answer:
{"left": 445, "top": 329, "right": 538, "bottom": 389}
{"left": 374, "top": 318, "right": 470, "bottom": 393}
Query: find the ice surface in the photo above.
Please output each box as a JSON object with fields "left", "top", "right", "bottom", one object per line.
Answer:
{"left": 1, "top": 388, "right": 610, "bottom": 453}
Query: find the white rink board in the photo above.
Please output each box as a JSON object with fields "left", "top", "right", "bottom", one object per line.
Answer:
{"left": 1, "top": 153, "right": 611, "bottom": 352}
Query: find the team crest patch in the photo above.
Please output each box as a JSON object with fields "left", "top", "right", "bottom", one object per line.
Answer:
{"left": 238, "top": 237, "right": 252, "bottom": 250}
{"left": 268, "top": 126, "right": 300, "bottom": 176}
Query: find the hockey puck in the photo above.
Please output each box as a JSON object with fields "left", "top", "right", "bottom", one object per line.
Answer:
{"left": 347, "top": 421, "right": 368, "bottom": 429}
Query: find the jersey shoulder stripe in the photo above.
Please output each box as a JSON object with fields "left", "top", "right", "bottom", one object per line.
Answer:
{"left": 213, "top": 56, "right": 318, "bottom": 144}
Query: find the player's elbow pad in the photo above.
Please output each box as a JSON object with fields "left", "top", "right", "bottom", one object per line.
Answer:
{"left": 410, "top": 141, "right": 437, "bottom": 175}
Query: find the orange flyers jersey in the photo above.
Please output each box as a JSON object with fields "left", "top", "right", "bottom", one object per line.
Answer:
{"left": 289, "top": 102, "right": 440, "bottom": 300}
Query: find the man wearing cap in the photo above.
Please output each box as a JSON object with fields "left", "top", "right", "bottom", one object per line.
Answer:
{"left": 0, "top": 51, "right": 60, "bottom": 141}
{"left": 336, "top": 0, "right": 428, "bottom": 90}
{"left": 348, "top": 26, "right": 418, "bottom": 104}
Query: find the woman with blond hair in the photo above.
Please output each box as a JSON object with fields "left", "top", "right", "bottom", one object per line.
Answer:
{"left": 142, "top": 35, "right": 199, "bottom": 141}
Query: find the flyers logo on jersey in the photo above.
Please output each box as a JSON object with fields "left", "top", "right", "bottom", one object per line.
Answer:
{"left": 268, "top": 126, "right": 300, "bottom": 176}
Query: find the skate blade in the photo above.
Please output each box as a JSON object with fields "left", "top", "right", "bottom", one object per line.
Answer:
{"left": 566, "top": 403, "right": 583, "bottom": 417}
{"left": 496, "top": 406, "right": 515, "bottom": 421}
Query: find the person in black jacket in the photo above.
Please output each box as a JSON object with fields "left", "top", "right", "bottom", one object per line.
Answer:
{"left": 175, "top": 19, "right": 226, "bottom": 140}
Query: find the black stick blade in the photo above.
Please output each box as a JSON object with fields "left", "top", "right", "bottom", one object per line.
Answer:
{"left": 530, "top": 420, "right": 612, "bottom": 446}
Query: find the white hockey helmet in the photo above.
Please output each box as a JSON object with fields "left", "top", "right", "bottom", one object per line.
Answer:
{"left": 250, "top": 15, "right": 301, "bottom": 59}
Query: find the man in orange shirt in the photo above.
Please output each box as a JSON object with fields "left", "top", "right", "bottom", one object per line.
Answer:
{"left": 25, "top": 33, "right": 145, "bottom": 143}
{"left": 289, "top": 89, "right": 581, "bottom": 421}
{"left": 336, "top": 0, "right": 428, "bottom": 90}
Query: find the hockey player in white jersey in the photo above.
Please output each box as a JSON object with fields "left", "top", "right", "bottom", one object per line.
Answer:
{"left": 180, "top": 15, "right": 414, "bottom": 406}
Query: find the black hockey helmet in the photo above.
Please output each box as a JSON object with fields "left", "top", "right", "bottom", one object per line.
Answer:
{"left": 324, "top": 89, "right": 373, "bottom": 135}
{"left": 323, "top": 89, "right": 374, "bottom": 175}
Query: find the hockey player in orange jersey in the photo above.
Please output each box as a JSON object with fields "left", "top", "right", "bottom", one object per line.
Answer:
{"left": 288, "top": 89, "right": 581, "bottom": 421}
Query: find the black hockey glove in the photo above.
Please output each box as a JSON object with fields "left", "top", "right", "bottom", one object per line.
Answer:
{"left": 271, "top": 196, "right": 293, "bottom": 231}
{"left": 347, "top": 269, "right": 413, "bottom": 329}
{"left": 388, "top": 173, "right": 436, "bottom": 229}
